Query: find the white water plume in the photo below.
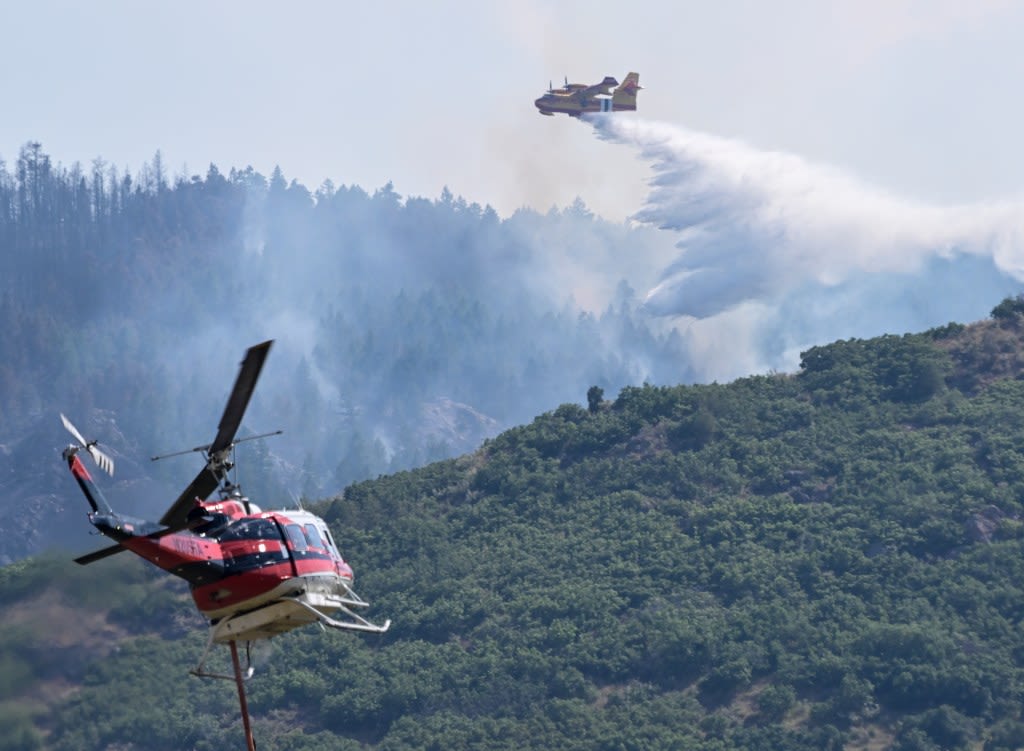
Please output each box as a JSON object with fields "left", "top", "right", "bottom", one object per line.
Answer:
{"left": 591, "top": 116, "right": 1024, "bottom": 378}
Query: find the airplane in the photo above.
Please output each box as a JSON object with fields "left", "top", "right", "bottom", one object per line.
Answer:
{"left": 534, "top": 72, "right": 641, "bottom": 117}
{"left": 62, "top": 340, "right": 390, "bottom": 675}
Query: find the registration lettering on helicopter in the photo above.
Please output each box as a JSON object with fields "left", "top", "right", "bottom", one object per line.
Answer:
{"left": 171, "top": 536, "right": 204, "bottom": 557}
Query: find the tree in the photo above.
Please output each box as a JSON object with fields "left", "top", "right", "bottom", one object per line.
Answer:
{"left": 990, "top": 294, "right": 1024, "bottom": 326}
{"left": 587, "top": 385, "right": 604, "bottom": 413}
{"left": 151, "top": 149, "right": 166, "bottom": 193}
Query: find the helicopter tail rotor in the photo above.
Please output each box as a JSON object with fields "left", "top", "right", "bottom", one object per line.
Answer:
{"left": 60, "top": 413, "right": 115, "bottom": 477}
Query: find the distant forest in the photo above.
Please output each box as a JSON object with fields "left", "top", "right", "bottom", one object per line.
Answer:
{"left": 0, "top": 142, "right": 689, "bottom": 558}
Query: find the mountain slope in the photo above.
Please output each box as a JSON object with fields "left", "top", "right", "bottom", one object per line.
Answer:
{"left": 6, "top": 310, "right": 1024, "bottom": 749}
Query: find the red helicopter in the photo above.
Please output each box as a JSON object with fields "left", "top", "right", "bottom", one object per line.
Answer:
{"left": 62, "top": 341, "right": 389, "bottom": 746}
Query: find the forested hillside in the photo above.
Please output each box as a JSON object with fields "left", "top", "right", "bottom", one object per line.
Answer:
{"left": 5, "top": 309, "right": 1024, "bottom": 750}
{"left": 0, "top": 142, "right": 685, "bottom": 563}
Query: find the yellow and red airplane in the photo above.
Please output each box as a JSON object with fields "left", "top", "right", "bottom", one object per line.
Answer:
{"left": 534, "top": 72, "right": 641, "bottom": 117}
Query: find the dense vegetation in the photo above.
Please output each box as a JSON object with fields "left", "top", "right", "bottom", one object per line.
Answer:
{"left": 5, "top": 308, "right": 1024, "bottom": 749}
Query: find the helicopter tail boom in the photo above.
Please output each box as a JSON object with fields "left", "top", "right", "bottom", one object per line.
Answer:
{"left": 63, "top": 438, "right": 189, "bottom": 565}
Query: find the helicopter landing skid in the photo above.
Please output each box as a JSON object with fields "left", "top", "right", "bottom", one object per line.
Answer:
{"left": 190, "top": 593, "right": 390, "bottom": 680}
{"left": 290, "top": 595, "right": 392, "bottom": 635}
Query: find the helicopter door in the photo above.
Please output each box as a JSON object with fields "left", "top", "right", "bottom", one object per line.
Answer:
{"left": 278, "top": 522, "right": 308, "bottom": 576}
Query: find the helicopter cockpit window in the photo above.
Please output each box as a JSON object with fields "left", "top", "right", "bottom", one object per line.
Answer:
{"left": 219, "top": 518, "right": 283, "bottom": 543}
{"left": 192, "top": 512, "right": 230, "bottom": 538}
{"left": 303, "top": 524, "right": 325, "bottom": 550}
{"left": 285, "top": 524, "right": 308, "bottom": 552}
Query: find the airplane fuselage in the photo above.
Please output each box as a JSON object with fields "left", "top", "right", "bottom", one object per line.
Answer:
{"left": 533, "top": 95, "right": 635, "bottom": 117}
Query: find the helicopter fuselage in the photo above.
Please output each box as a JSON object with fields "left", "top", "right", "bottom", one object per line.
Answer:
{"left": 69, "top": 451, "right": 357, "bottom": 625}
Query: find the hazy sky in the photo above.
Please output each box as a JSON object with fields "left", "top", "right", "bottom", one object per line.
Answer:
{"left": 3, "top": 0, "right": 1023, "bottom": 221}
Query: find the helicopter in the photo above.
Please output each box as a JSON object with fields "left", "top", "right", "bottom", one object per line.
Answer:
{"left": 62, "top": 340, "right": 390, "bottom": 681}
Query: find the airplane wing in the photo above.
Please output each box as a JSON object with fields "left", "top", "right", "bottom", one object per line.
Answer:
{"left": 588, "top": 76, "right": 619, "bottom": 96}
{"left": 579, "top": 82, "right": 615, "bottom": 99}
{"left": 554, "top": 82, "right": 611, "bottom": 107}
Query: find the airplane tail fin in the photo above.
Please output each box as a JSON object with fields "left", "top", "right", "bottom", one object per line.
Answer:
{"left": 612, "top": 72, "right": 641, "bottom": 110}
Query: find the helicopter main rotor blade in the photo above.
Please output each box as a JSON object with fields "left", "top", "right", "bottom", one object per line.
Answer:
{"left": 159, "top": 341, "right": 273, "bottom": 529}
{"left": 209, "top": 340, "right": 273, "bottom": 456}
{"left": 159, "top": 466, "right": 221, "bottom": 529}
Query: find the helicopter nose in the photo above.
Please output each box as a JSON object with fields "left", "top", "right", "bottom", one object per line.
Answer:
{"left": 338, "top": 560, "right": 354, "bottom": 581}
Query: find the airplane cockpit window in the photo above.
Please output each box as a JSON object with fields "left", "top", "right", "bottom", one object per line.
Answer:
{"left": 285, "top": 524, "right": 308, "bottom": 552}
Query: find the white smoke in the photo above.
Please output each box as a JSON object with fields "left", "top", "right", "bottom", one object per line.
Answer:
{"left": 591, "top": 116, "right": 1024, "bottom": 379}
